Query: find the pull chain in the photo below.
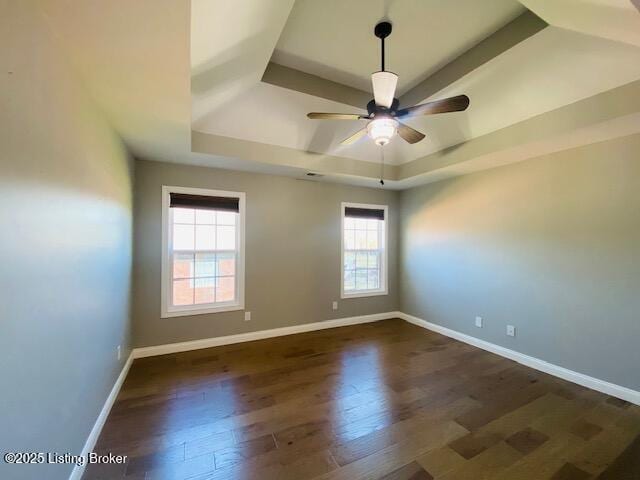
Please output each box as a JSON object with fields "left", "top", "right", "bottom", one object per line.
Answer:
{"left": 379, "top": 145, "right": 385, "bottom": 186}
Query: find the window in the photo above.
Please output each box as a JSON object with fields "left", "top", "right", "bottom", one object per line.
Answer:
{"left": 161, "top": 186, "right": 245, "bottom": 317}
{"left": 341, "top": 202, "right": 388, "bottom": 298}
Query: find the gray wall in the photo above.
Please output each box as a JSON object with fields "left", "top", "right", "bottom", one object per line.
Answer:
{"left": 133, "top": 160, "right": 399, "bottom": 347}
{"left": 0, "top": 2, "right": 134, "bottom": 479}
{"left": 400, "top": 134, "right": 640, "bottom": 391}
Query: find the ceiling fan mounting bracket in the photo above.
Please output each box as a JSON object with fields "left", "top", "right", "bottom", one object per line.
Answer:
{"left": 374, "top": 21, "right": 392, "bottom": 39}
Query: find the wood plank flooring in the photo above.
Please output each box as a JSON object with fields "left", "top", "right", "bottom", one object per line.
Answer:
{"left": 83, "top": 319, "right": 640, "bottom": 480}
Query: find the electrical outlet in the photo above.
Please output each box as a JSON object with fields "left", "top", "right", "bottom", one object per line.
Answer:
{"left": 244, "top": 311, "right": 251, "bottom": 321}
{"left": 506, "top": 325, "right": 516, "bottom": 337}
{"left": 332, "top": 301, "right": 338, "bottom": 311}
{"left": 475, "top": 316, "right": 483, "bottom": 328}
{"left": 117, "top": 345, "right": 121, "bottom": 361}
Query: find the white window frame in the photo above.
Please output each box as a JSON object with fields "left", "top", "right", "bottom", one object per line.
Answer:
{"left": 341, "top": 202, "right": 388, "bottom": 299}
{"left": 161, "top": 185, "right": 245, "bottom": 318}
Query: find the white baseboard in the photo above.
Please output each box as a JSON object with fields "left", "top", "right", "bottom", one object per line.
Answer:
{"left": 69, "top": 352, "right": 134, "bottom": 480}
{"left": 132, "top": 312, "right": 401, "bottom": 359}
{"left": 397, "top": 312, "right": 640, "bottom": 406}
{"left": 132, "top": 311, "right": 639, "bottom": 405}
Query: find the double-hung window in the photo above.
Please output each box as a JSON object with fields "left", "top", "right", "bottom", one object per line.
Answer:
{"left": 161, "top": 186, "right": 245, "bottom": 317}
{"left": 341, "top": 202, "right": 388, "bottom": 298}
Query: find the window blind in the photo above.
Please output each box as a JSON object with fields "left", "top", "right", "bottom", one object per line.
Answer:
{"left": 169, "top": 193, "right": 239, "bottom": 212}
{"left": 344, "top": 206, "right": 384, "bottom": 220}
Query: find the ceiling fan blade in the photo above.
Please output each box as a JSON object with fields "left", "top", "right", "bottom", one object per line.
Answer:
{"left": 396, "top": 94, "right": 470, "bottom": 118}
{"left": 397, "top": 122, "right": 426, "bottom": 144}
{"left": 371, "top": 71, "right": 398, "bottom": 109}
{"left": 340, "top": 127, "right": 368, "bottom": 145}
{"left": 307, "top": 112, "right": 367, "bottom": 120}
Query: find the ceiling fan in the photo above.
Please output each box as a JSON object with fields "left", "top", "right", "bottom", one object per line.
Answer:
{"left": 306, "top": 21, "right": 470, "bottom": 147}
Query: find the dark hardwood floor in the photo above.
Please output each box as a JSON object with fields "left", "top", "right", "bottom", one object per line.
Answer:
{"left": 83, "top": 319, "right": 640, "bottom": 480}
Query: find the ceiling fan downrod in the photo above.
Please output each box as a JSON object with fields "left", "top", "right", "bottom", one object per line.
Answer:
{"left": 374, "top": 21, "right": 392, "bottom": 72}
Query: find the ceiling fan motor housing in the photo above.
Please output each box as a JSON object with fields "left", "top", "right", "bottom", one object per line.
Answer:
{"left": 367, "top": 98, "right": 399, "bottom": 117}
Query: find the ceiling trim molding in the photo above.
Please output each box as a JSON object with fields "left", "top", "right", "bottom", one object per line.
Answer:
{"left": 398, "top": 79, "right": 640, "bottom": 182}
{"left": 190, "top": 80, "right": 640, "bottom": 189}
{"left": 397, "top": 116, "right": 640, "bottom": 189}
{"left": 400, "top": 10, "right": 548, "bottom": 108}
{"left": 261, "top": 62, "right": 371, "bottom": 109}
{"left": 191, "top": 130, "right": 400, "bottom": 181}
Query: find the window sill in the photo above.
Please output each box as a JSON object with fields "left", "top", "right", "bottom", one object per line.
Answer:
{"left": 161, "top": 303, "right": 244, "bottom": 318}
{"left": 341, "top": 290, "right": 388, "bottom": 300}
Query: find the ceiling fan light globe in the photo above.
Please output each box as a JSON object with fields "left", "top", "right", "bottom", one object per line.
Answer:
{"left": 367, "top": 117, "right": 398, "bottom": 146}
{"left": 371, "top": 71, "right": 398, "bottom": 109}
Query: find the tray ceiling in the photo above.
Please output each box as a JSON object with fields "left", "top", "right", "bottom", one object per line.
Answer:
{"left": 38, "top": 0, "right": 640, "bottom": 189}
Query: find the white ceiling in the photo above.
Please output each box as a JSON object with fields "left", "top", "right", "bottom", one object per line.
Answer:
{"left": 38, "top": 0, "right": 640, "bottom": 188}
{"left": 193, "top": 24, "right": 640, "bottom": 166}
{"left": 521, "top": 0, "right": 640, "bottom": 47}
{"left": 272, "top": 0, "right": 525, "bottom": 95}
{"left": 190, "top": 0, "right": 295, "bottom": 123}
{"left": 424, "top": 26, "right": 640, "bottom": 150}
